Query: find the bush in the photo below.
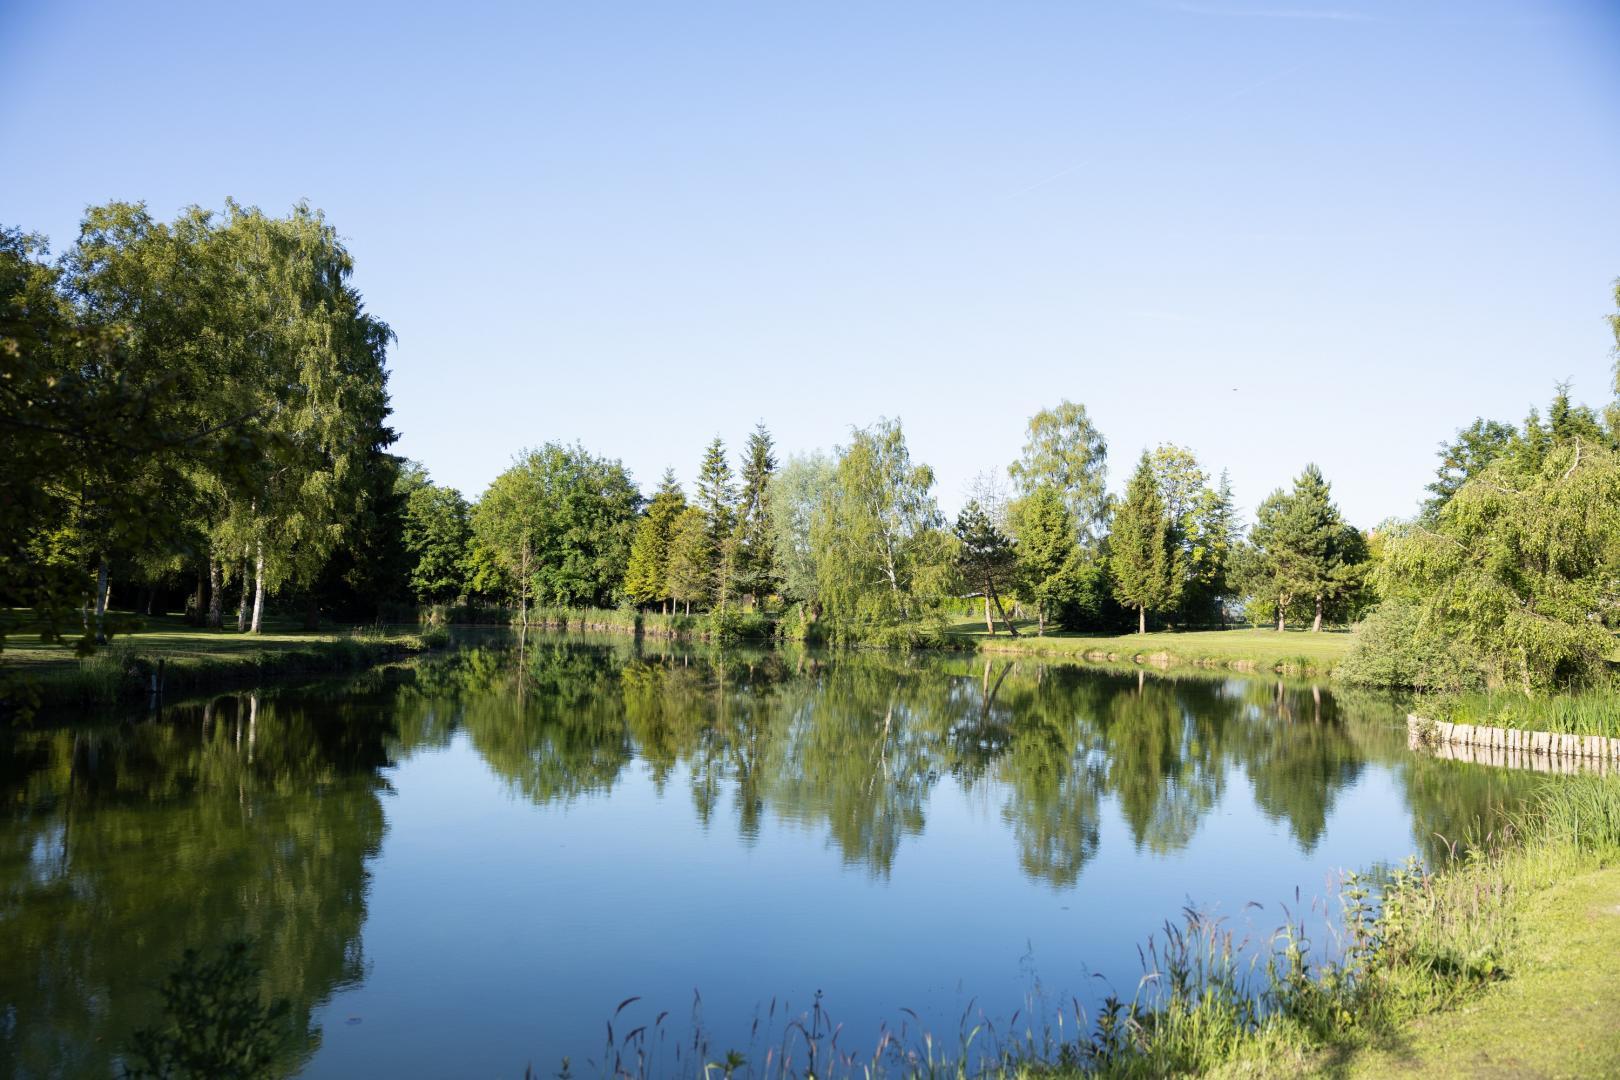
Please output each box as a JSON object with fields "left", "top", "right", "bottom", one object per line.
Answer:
{"left": 1336, "top": 600, "right": 1479, "bottom": 690}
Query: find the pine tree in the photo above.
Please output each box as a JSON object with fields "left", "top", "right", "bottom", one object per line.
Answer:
{"left": 733, "top": 423, "right": 778, "bottom": 607}
{"left": 1110, "top": 452, "right": 1181, "bottom": 635}
{"left": 955, "top": 500, "right": 1020, "bottom": 635}
{"left": 624, "top": 469, "right": 686, "bottom": 612}
{"left": 1249, "top": 464, "right": 1353, "bottom": 632}
{"left": 665, "top": 507, "right": 713, "bottom": 616}
{"left": 695, "top": 437, "right": 736, "bottom": 606}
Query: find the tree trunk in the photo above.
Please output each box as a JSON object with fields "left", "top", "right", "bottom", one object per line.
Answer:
{"left": 94, "top": 556, "right": 111, "bottom": 644}
{"left": 984, "top": 593, "right": 994, "bottom": 636}
{"left": 684, "top": 600, "right": 691, "bottom": 616}
{"left": 990, "top": 585, "right": 1019, "bottom": 636}
{"left": 237, "top": 550, "right": 251, "bottom": 632}
{"left": 1276, "top": 598, "right": 1285, "bottom": 633}
{"left": 207, "top": 558, "right": 223, "bottom": 628}
{"left": 1138, "top": 605, "right": 1146, "bottom": 636}
{"left": 1037, "top": 605, "right": 1045, "bottom": 637}
{"left": 192, "top": 568, "right": 206, "bottom": 625}
{"left": 1311, "top": 595, "right": 1323, "bottom": 633}
{"left": 249, "top": 542, "right": 265, "bottom": 634}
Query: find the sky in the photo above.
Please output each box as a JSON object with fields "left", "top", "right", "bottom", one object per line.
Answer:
{"left": 3, "top": 0, "right": 1618, "bottom": 528}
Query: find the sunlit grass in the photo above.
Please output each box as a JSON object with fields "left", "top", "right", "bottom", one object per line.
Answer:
{"left": 944, "top": 621, "right": 1351, "bottom": 675}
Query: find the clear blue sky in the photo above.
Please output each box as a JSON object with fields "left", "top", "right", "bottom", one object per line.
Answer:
{"left": 4, "top": 1, "right": 1618, "bottom": 527}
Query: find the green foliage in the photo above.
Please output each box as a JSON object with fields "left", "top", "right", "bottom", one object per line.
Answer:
{"left": 1422, "top": 418, "right": 1518, "bottom": 522}
{"left": 1377, "top": 436, "right": 1620, "bottom": 692}
{"left": 1336, "top": 599, "right": 1477, "bottom": 690}
{"left": 1007, "top": 399, "right": 1109, "bottom": 546}
{"left": 731, "top": 424, "right": 779, "bottom": 605}
{"left": 954, "top": 499, "right": 1019, "bottom": 632}
{"left": 623, "top": 469, "right": 686, "bottom": 608}
{"left": 810, "top": 418, "right": 955, "bottom": 640}
{"left": 1109, "top": 453, "right": 1181, "bottom": 632}
{"left": 664, "top": 506, "right": 713, "bottom": 614}
{"left": 471, "top": 443, "right": 640, "bottom": 611}
{"left": 400, "top": 469, "right": 472, "bottom": 604}
{"left": 767, "top": 452, "right": 834, "bottom": 608}
{"left": 123, "top": 940, "right": 307, "bottom": 1080}
{"left": 1246, "top": 464, "right": 1365, "bottom": 632}
{"left": 1009, "top": 485, "right": 1089, "bottom": 633}
{"left": 694, "top": 436, "right": 736, "bottom": 604}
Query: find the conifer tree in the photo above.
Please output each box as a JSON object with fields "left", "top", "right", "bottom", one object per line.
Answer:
{"left": 1110, "top": 452, "right": 1181, "bottom": 635}
{"left": 624, "top": 469, "right": 686, "bottom": 612}
{"left": 954, "top": 500, "right": 1020, "bottom": 636}
{"left": 1248, "top": 464, "right": 1355, "bottom": 632}
{"left": 1010, "top": 485, "right": 1080, "bottom": 635}
{"left": 733, "top": 424, "right": 778, "bottom": 607}
{"left": 665, "top": 507, "right": 712, "bottom": 615}
{"left": 695, "top": 437, "right": 736, "bottom": 606}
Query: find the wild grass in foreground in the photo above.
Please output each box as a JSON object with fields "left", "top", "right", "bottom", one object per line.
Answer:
{"left": 544, "top": 777, "right": 1620, "bottom": 1078}
{"left": 1417, "top": 686, "right": 1620, "bottom": 739}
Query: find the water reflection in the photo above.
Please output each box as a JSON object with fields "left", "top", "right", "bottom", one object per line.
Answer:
{"left": 0, "top": 636, "right": 1545, "bottom": 1075}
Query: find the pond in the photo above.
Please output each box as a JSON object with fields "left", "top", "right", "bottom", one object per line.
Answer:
{"left": 0, "top": 634, "right": 1545, "bottom": 1077}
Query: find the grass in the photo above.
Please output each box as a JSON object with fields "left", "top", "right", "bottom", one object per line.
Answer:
{"left": 945, "top": 620, "right": 1353, "bottom": 677}
{"left": 1418, "top": 687, "right": 1620, "bottom": 740}
{"left": 0, "top": 610, "right": 446, "bottom": 713}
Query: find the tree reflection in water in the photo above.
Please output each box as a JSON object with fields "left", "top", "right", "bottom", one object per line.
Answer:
{"left": 0, "top": 636, "right": 1544, "bottom": 1076}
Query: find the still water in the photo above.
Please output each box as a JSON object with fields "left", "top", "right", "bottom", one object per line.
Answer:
{"left": 1, "top": 635, "right": 1542, "bottom": 1077}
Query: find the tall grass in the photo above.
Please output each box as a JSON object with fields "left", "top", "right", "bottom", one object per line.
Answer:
{"left": 1419, "top": 687, "right": 1620, "bottom": 738}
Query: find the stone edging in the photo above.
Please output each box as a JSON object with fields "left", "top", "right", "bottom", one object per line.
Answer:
{"left": 1407, "top": 714, "right": 1620, "bottom": 762}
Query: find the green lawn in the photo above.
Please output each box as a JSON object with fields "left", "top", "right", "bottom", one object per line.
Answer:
{"left": 1332, "top": 865, "right": 1620, "bottom": 1079}
{"left": 944, "top": 619, "right": 1353, "bottom": 675}
{"left": 1, "top": 611, "right": 421, "bottom": 679}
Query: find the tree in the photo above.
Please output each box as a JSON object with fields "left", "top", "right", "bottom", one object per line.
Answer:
{"left": 1248, "top": 464, "right": 1360, "bottom": 632}
{"left": 768, "top": 453, "right": 835, "bottom": 614}
{"left": 1009, "top": 486, "right": 1080, "bottom": 635}
{"left": 695, "top": 437, "right": 737, "bottom": 606}
{"left": 664, "top": 507, "right": 712, "bottom": 616}
{"left": 1185, "top": 470, "right": 1238, "bottom": 624}
{"left": 954, "top": 501, "right": 1020, "bottom": 635}
{"left": 1008, "top": 400, "right": 1109, "bottom": 547}
{"left": 1421, "top": 418, "right": 1518, "bottom": 522}
{"left": 732, "top": 424, "right": 778, "bottom": 607}
{"left": 471, "top": 443, "right": 640, "bottom": 618}
{"left": 811, "top": 418, "right": 951, "bottom": 636}
{"left": 1375, "top": 434, "right": 1620, "bottom": 693}
{"left": 401, "top": 470, "right": 472, "bottom": 604}
{"left": 624, "top": 470, "right": 686, "bottom": 611}
{"left": 1110, "top": 452, "right": 1180, "bottom": 635}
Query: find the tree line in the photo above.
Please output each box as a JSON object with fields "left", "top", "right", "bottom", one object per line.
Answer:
{"left": 400, "top": 404, "right": 1370, "bottom": 645}
{"left": 9, "top": 198, "right": 1615, "bottom": 695}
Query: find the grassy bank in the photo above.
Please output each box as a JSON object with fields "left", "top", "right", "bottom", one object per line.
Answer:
{"left": 1418, "top": 688, "right": 1620, "bottom": 739}
{"left": 946, "top": 620, "right": 1352, "bottom": 677}
{"left": 2, "top": 612, "right": 448, "bottom": 713}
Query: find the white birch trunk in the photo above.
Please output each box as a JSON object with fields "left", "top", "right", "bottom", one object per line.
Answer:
{"left": 93, "top": 556, "right": 110, "bottom": 643}
{"left": 250, "top": 542, "right": 266, "bottom": 634}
